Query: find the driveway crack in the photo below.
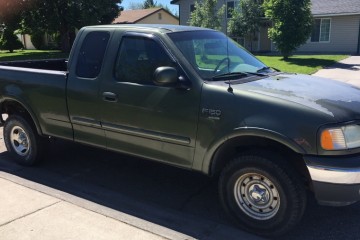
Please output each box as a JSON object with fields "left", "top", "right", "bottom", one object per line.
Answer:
{"left": 0, "top": 200, "right": 61, "bottom": 228}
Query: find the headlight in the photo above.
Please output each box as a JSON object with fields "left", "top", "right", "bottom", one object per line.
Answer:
{"left": 320, "top": 124, "right": 360, "bottom": 150}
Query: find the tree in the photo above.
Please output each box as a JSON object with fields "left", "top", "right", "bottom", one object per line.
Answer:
{"left": 22, "top": 0, "right": 122, "bottom": 52}
{"left": 263, "top": 0, "right": 313, "bottom": 59}
{"left": 0, "top": 0, "right": 29, "bottom": 52}
{"left": 128, "top": 2, "right": 144, "bottom": 9}
{"left": 0, "top": 27, "right": 23, "bottom": 52}
{"left": 143, "top": 0, "right": 156, "bottom": 9}
{"left": 228, "top": 0, "right": 263, "bottom": 51}
{"left": 189, "top": 0, "right": 225, "bottom": 31}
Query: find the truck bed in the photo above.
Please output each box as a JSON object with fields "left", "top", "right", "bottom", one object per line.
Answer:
{"left": 0, "top": 59, "right": 68, "bottom": 71}
{"left": 0, "top": 59, "right": 72, "bottom": 140}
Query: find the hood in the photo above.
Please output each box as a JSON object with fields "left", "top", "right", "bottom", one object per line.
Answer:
{"left": 233, "top": 73, "right": 360, "bottom": 122}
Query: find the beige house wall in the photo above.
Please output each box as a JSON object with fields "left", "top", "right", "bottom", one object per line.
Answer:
{"left": 17, "top": 34, "right": 36, "bottom": 50}
{"left": 137, "top": 9, "right": 179, "bottom": 25}
{"left": 297, "top": 15, "right": 360, "bottom": 54}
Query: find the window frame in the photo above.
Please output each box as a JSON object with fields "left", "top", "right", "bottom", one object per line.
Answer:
{"left": 311, "top": 18, "right": 331, "bottom": 43}
{"left": 76, "top": 31, "right": 110, "bottom": 79}
{"left": 113, "top": 32, "right": 178, "bottom": 85}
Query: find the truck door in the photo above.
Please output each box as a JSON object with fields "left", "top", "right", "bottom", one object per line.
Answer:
{"left": 100, "top": 33, "right": 201, "bottom": 167}
{"left": 67, "top": 30, "right": 110, "bottom": 148}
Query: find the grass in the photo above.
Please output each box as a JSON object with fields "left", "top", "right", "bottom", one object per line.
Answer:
{"left": 0, "top": 50, "right": 68, "bottom": 62}
{"left": 256, "top": 55, "right": 348, "bottom": 74}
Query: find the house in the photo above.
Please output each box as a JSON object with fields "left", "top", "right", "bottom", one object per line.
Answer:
{"left": 112, "top": 8, "right": 179, "bottom": 25}
{"left": 171, "top": 0, "right": 360, "bottom": 54}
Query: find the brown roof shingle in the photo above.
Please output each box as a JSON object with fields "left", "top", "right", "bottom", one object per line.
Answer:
{"left": 112, "top": 8, "right": 162, "bottom": 24}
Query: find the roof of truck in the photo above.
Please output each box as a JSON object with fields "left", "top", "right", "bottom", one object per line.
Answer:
{"left": 83, "top": 24, "right": 211, "bottom": 33}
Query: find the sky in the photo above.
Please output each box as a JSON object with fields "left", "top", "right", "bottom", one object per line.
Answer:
{"left": 122, "top": 0, "right": 179, "bottom": 15}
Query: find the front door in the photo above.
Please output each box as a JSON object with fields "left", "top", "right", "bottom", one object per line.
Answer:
{"left": 100, "top": 33, "right": 201, "bottom": 167}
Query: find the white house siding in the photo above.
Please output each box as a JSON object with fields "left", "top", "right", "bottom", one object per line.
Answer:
{"left": 298, "top": 15, "right": 360, "bottom": 54}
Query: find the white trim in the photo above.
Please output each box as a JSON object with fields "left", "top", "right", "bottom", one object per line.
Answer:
{"left": 313, "top": 13, "right": 360, "bottom": 17}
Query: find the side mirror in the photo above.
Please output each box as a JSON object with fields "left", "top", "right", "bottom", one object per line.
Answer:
{"left": 154, "top": 67, "right": 178, "bottom": 86}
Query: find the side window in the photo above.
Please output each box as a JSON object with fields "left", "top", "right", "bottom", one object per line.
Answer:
{"left": 115, "top": 36, "right": 175, "bottom": 85}
{"left": 76, "top": 31, "right": 110, "bottom": 78}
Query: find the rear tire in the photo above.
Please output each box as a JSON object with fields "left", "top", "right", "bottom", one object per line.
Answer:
{"left": 219, "top": 153, "right": 306, "bottom": 237}
{"left": 3, "top": 115, "right": 43, "bottom": 166}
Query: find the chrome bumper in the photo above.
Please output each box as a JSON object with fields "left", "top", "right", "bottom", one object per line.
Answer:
{"left": 305, "top": 155, "right": 360, "bottom": 206}
{"left": 307, "top": 165, "right": 360, "bottom": 184}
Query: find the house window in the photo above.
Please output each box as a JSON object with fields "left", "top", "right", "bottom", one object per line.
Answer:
{"left": 158, "top": 13, "right": 162, "bottom": 20}
{"left": 190, "top": 4, "right": 195, "bottom": 13}
{"left": 227, "top": 1, "right": 240, "bottom": 19}
{"left": 311, "top": 18, "right": 331, "bottom": 42}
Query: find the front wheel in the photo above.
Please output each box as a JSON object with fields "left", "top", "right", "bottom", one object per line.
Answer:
{"left": 219, "top": 154, "right": 306, "bottom": 237}
{"left": 3, "top": 115, "right": 43, "bottom": 166}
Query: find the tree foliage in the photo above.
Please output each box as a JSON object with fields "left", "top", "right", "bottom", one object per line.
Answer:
{"left": 263, "top": 0, "right": 313, "bottom": 58}
{"left": 0, "top": 0, "right": 29, "bottom": 52}
{"left": 0, "top": 27, "right": 23, "bottom": 52}
{"left": 143, "top": 0, "right": 156, "bottom": 9}
{"left": 189, "top": 0, "right": 225, "bottom": 31}
{"left": 21, "top": 0, "right": 122, "bottom": 52}
{"left": 228, "top": 0, "right": 263, "bottom": 51}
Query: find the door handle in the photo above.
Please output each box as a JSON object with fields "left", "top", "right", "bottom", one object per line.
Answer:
{"left": 102, "top": 92, "right": 118, "bottom": 102}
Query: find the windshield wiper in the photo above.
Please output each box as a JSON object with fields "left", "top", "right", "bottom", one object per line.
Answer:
{"left": 212, "top": 71, "right": 266, "bottom": 80}
{"left": 257, "top": 66, "right": 280, "bottom": 73}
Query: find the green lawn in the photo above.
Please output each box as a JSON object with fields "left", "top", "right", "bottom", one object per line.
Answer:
{"left": 0, "top": 50, "right": 68, "bottom": 62}
{"left": 256, "top": 55, "right": 348, "bottom": 74}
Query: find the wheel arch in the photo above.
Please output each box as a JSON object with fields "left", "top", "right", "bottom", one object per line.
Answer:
{"left": 205, "top": 128, "right": 311, "bottom": 183}
{"left": 0, "top": 97, "right": 42, "bottom": 135}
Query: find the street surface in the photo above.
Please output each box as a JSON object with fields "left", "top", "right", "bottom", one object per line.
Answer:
{"left": 1, "top": 126, "right": 360, "bottom": 239}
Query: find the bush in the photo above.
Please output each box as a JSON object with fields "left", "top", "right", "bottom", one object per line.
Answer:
{"left": 0, "top": 27, "right": 24, "bottom": 53}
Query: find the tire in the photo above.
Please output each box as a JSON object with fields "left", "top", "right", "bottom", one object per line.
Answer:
{"left": 3, "top": 115, "right": 43, "bottom": 166}
{"left": 219, "top": 153, "right": 306, "bottom": 237}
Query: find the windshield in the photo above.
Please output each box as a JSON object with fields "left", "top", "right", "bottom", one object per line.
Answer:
{"left": 168, "top": 30, "right": 268, "bottom": 80}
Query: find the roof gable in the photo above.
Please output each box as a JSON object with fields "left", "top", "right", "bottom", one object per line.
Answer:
{"left": 312, "top": 0, "right": 360, "bottom": 16}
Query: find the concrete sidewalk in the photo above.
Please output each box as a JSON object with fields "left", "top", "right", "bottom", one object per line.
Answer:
{"left": 312, "top": 56, "right": 360, "bottom": 88}
{"left": 0, "top": 175, "right": 170, "bottom": 240}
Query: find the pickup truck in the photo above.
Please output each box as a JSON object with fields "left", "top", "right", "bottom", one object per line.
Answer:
{"left": 1, "top": 25, "right": 360, "bottom": 236}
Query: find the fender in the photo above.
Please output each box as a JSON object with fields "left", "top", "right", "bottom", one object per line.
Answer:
{"left": 201, "top": 127, "right": 307, "bottom": 174}
{"left": 0, "top": 94, "right": 43, "bottom": 135}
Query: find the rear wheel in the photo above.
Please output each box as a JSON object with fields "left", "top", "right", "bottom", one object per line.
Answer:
{"left": 219, "top": 154, "right": 306, "bottom": 237}
{"left": 3, "top": 115, "right": 43, "bottom": 166}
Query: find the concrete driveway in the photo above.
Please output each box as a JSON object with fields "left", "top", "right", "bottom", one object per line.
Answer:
{"left": 312, "top": 56, "right": 360, "bottom": 88}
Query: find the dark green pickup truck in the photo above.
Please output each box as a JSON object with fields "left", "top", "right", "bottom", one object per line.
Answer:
{"left": 1, "top": 25, "right": 360, "bottom": 236}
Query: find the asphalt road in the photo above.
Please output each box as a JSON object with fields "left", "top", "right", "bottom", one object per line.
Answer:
{"left": 0, "top": 130, "right": 360, "bottom": 239}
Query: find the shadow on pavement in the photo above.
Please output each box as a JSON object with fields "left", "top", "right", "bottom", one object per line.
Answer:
{"left": 1, "top": 140, "right": 360, "bottom": 239}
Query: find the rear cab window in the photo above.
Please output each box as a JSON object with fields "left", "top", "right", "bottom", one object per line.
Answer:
{"left": 76, "top": 31, "right": 110, "bottom": 78}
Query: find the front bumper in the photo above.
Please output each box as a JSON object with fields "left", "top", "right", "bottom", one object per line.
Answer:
{"left": 305, "top": 154, "right": 360, "bottom": 206}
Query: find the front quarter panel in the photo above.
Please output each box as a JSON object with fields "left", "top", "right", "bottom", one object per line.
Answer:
{"left": 193, "top": 82, "right": 336, "bottom": 174}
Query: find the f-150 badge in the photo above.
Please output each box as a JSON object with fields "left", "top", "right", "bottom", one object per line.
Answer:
{"left": 202, "top": 108, "right": 221, "bottom": 120}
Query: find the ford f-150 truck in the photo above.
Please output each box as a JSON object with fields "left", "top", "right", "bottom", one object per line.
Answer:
{"left": 0, "top": 25, "right": 360, "bottom": 236}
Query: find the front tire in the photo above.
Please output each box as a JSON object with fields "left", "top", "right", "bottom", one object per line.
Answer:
{"left": 219, "top": 154, "right": 306, "bottom": 237}
{"left": 3, "top": 115, "right": 43, "bottom": 166}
